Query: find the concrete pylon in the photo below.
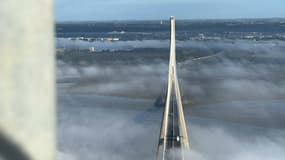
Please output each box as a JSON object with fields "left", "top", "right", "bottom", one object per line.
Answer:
{"left": 0, "top": 0, "right": 55, "bottom": 160}
{"left": 157, "top": 16, "right": 189, "bottom": 160}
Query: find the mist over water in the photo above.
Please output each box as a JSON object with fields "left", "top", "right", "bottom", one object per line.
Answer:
{"left": 57, "top": 94, "right": 285, "bottom": 160}
{"left": 57, "top": 39, "right": 285, "bottom": 102}
{"left": 56, "top": 20, "right": 285, "bottom": 160}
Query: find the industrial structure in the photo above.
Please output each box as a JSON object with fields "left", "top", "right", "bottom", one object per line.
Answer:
{"left": 157, "top": 16, "right": 190, "bottom": 160}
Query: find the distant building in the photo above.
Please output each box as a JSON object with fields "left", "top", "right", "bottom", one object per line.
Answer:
{"left": 89, "top": 47, "right": 96, "bottom": 53}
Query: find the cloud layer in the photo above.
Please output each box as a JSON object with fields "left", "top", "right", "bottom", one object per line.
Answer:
{"left": 57, "top": 39, "right": 285, "bottom": 159}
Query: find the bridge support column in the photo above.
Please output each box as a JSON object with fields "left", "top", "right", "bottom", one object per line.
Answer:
{"left": 157, "top": 16, "right": 189, "bottom": 160}
{"left": 0, "top": 0, "right": 56, "bottom": 159}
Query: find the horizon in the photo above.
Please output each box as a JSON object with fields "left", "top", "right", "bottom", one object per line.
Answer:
{"left": 55, "top": 16, "right": 285, "bottom": 23}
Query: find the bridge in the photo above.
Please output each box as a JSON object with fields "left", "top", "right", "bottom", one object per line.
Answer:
{"left": 156, "top": 16, "right": 190, "bottom": 160}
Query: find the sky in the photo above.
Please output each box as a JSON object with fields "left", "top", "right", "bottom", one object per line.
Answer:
{"left": 56, "top": 0, "right": 285, "bottom": 21}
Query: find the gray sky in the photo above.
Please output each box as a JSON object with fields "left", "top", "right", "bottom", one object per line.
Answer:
{"left": 56, "top": 0, "right": 285, "bottom": 21}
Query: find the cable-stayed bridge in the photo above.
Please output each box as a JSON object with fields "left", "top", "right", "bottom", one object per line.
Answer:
{"left": 156, "top": 16, "right": 190, "bottom": 160}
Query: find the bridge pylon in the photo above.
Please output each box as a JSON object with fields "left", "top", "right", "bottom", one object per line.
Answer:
{"left": 157, "top": 16, "right": 189, "bottom": 160}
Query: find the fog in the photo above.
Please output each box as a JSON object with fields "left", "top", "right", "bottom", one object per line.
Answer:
{"left": 57, "top": 46, "right": 285, "bottom": 101}
{"left": 185, "top": 125, "right": 285, "bottom": 160}
{"left": 57, "top": 39, "right": 285, "bottom": 159}
{"left": 57, "top": 95, "right": 285, "bottom": 160}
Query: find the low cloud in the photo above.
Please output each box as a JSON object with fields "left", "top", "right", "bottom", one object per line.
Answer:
{"left": 57, "top": 98, "right": 285, "bottom": 160}
{"left": 57, "top": 46, "right": 285, "bottom": 102}
{"left": 185, "top": 125, "right": 285, "bottom": 160}
{"left": 57, "top": 39, "right": 285, "bottom": 160}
